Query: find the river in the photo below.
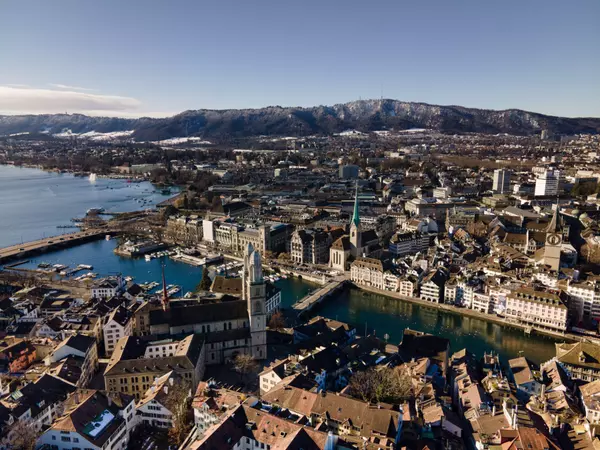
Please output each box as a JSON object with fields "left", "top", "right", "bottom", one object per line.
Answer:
{"left": 0, "top": 165, "right": 176, "bottom": 248}
{"left": 314, "top": 287, "right": 561, "bottom": 364}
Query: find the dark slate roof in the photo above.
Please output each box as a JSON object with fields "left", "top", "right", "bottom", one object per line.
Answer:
{"left": 61, "top": 334, "right": 95, "bottom": 354}
{"left": 149, "top": 300, "right": 249, "bottom": 327}
{"left": 126, "top": 283, "right": 143, "bottom": 296}
{"left": 12, "top": 374, "right": 76, "bottom": 420}
{"left": 331, "top": 236, "right": 351, "bottom": 251}
{"left": 105, "top": 334, "right": 204, "bottom": 377}
{"left": 107, "top": 305, "right": 132, "bottom": 327}
{"left": 361, "top": 229, "right": 379, "bottom": 244}
{"left": 399, "top": 329, "right": 450, "bottom": 370}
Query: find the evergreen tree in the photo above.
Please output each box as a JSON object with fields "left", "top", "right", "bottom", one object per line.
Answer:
{"left": 197, "top": 266, "right": 212, "bottom": 291}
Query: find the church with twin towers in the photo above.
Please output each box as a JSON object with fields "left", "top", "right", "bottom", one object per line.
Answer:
{"left": 141, "top": 242, "right": 267, "bottom": 363}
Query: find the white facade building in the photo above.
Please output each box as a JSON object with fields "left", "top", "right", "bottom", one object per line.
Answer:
{"left": 567, "top": 281, "right": 600, "bottom": 322}
{"left": 534, "top": 170, "right": 560, "bottom": 197}
{"left": 136, "top": 371, "right": 191, "bottom": 429}
{"left": 36, "top": 390, "right": 137, "bottom": 450}
{"left": 505, "top": 288, "right": 568, "bottom": 332}
{"left": 493, "top": 169, "right": 511, "bottom": 194}
{"left": 103, "top": 306, "right": 133, "bottom": 356}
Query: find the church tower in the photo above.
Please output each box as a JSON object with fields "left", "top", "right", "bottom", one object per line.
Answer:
{"left": 544, "top": 205, "right": 562, "bottom": 271}
{"left": 350, "top": 182, "right": 361, "bottom": 256}
{"left": 243, "top": 244, "right": 267, "bottom": 360}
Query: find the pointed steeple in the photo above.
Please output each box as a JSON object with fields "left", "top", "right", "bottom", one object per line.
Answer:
{"left": 161, "top": 263, "right": 169, "bottom": 311}
{"left": 547, "top": 200, "right": 561, "bottom": 233}
{"left": 351, "top": 181, "right": 360, "bottom": 229}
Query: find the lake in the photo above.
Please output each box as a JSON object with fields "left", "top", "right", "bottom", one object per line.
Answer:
{"left": 0, "top": 165, "right": 176, "bottom": 247}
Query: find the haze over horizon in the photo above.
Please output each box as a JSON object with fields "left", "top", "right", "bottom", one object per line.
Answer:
{"left": 1, "top": 0, "right": 599, "bottom": 119}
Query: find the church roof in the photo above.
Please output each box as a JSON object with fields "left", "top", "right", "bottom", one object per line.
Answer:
{"left": 331, "top": 236, "right": 351, "bottom": 251}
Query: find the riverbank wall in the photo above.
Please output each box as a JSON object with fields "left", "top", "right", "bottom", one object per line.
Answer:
{"left": 276, "top": 268, "right": 327, "bottom": 285}
{"left": 350, "top": 283, "right": 597, "bottom": 345}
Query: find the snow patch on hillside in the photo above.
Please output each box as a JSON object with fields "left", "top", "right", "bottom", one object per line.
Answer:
{"left": 53, "top": 130, "right": 134, "bottom": 140}
{"left": 154, "top": 137, "right": 212, "bottom": 145}
{"left": 336, "top": 129, "right": 366, "bottom": 136}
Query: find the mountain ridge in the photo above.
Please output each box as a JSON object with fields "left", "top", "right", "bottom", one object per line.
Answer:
{"left": 1, "top": 99, "right": 599, "bottom": 141}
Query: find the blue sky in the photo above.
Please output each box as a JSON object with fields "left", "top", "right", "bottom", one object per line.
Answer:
{"left": 1, "top": 0, "right": 598, "bottom": 118}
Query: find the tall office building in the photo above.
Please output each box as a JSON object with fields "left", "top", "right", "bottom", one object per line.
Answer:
{"left": 535, "top": 170, "right": 560, "bottom": 197}
{"left": 339, "top": 164, "right": 359, "bottom": 179}
{"left": 492, "top": 169, "right": 511, "bottom": 194}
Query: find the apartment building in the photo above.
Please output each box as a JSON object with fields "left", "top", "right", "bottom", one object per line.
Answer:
{"left": 350, "top": 257, "right": 385, "bottom": 290}
{"left": 471, "top": 292, "right": 493, "bottom": 314}
{"left": 556, "top": 342, "right": 600, "bottom": 382}
{"left": 420, "top": 270, "right": 447, "bottom": 303}
{"left": 36, "top": 390, "right": 137, "bottom": 450}
{"left": 567, "top": 279, "right": 600, "bottom": 322}
{"left": 136, "top": 371, "right": 191, "bottom": 429}
{"left": 103, "top": 306, "right": 133, "bottom": 356}
{"left": 104, "top": 334, "right": 205, "bottom": 400}
{"left": 579, "top": 380, "right": 600, "bottom": 426}
{"left": 505, "top": 288, "right": 568, "bottom": 332}
{"left": 91, "top": 277, "right": 126, "bottom": 300}
{"left": 492, "top": 169, "right": 511, "bottom": 194}
{"left": 399, "top": 278, "right": 417, "bottom": 297}
{"left": 290, "top": 229, "right": 331, "bottom": 264}
{"left": 203, "top": 220, "right": 291, "bottom": 254}
{"left": 165, "top": 215, "right": 203, "bottom": 245}
{"left": 45, "top": 334, "right": 98, "bottom": 388}
{"left": 0, "top": 374, "right": 76, "bottom": 448}
{"left": 388, "top": 231, "right": 431, "bottom": 257}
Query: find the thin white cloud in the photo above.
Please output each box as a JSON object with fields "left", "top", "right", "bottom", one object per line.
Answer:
{"left": 49, "top": 83, "right": 96, "bottom": 92}
{"left": 0, "top": 85, "right": 142, "bottom": 115}
{"left": 5, "top": 83, "right": 30, "bottom": 88}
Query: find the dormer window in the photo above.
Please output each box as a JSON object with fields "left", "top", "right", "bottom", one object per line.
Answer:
{"left": 579, "top": 352, "right": 586, "bottom": 363}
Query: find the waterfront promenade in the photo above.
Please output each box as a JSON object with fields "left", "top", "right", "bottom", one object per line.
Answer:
{"left": 0, "top": 230, "right": 114, "bottom": 264}
{"left": 352, "top": 283, "right": 597, "bottom": 345}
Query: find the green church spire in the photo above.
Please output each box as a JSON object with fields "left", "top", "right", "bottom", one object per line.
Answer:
{"left": 352, "top": 182, "right": 360, "bottom": 228}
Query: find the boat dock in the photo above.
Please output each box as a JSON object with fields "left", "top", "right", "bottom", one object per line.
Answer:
{"left": 292, "top": 279, "right": 347, "bottom": 315}
{"left": 170, "top": 252, "right": 223, "bottom": 267}
{"left": 0, "top": 230, "right": 116, "bottom": 265}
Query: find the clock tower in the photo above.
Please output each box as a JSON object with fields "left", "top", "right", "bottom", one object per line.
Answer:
{"left": 544, "top": 206, "right": 562, "bottom": 271}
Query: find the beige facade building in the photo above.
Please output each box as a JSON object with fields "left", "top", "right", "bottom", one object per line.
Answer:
{"left": 505, "top": 288, "right": 568, "bottom": 332}
{"left": 290, "top": 229, "right": 332, "bottom": 264}
{"left": 165, "top": 215, "right": 203, "bottom": 245}
{"left": 104, "top": 334, "right": 205, "bottom": 400}
{"left": 351, "top": 257, "right": 385, "bottom": 290}
{"left": 203, "top": 220, "right": 291, "bottom": 255}
{"left": 556, "top": 342, "right": 600, "bottom": 382}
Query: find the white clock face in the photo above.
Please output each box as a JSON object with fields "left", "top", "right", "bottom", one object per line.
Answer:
{"left": 547, "top": 234, "right": 561, "bottom": 246}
